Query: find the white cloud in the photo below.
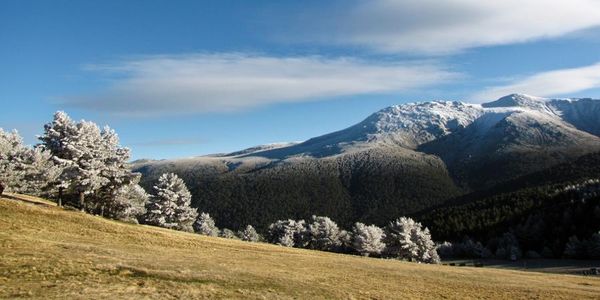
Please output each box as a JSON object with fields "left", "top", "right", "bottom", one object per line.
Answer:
{"left": 470, "top": 62, "right": 600, "bottom": 102}
{"left": 294, "top": 0, "right": 600, "bottom": 54}
{"left": 65, "top": 54, "right": 458, "bottom": 116}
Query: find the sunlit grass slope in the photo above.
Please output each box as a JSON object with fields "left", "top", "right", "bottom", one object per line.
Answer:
{"left": 1, "top": 196, "right": 600, "bottom": 299}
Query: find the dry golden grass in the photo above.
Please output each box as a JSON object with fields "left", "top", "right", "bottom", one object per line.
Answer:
{"left": 1, "top": 193, "right": 57, "bottom": 207}
{"left": 1, "top": 196, "right": 600, "bottom": 299}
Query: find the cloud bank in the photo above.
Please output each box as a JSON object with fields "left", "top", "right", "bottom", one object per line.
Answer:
{"left": 471, "top": 62, "right": 600, "bottom": 102}
{"left": 65, "top": 54, "right": 458, "bottom": 116}
{"left": 293, "top": 0, "right": 600, "bottom": 54}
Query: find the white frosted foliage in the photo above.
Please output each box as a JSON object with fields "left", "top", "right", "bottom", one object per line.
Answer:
{"left": 384, "top": 217, "right": 440, "bottom": 263}
{"left": 267, "top": 219, "right": 306, "bottom": 247}
{"left": 307, "top": 215, "right": 342, "bottom": 251}
{"left": 238, "top": 225, "right": 261, "bottom": 242}
{"left": 0, "top": 129, "right": 61, "bottom": 195}
{"left": 194, "top": 212, "right": 219, "bottom": 236}
{"left": 351, "top": 222, "right": 386, "bottom": 257}
{"left": 144, "top": 173, "right": 198, "bottom": 232}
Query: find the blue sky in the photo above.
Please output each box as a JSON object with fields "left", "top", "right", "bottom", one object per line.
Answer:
{"left": 2, "top": 0, "right": 600, "bottom": 159}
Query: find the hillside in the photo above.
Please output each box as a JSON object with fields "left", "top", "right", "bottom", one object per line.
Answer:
{"left": 2, "top": 197, "right": 600, "bottom": 299}
{"left": 136, "top": 146, "right": 459, "bottom": 231}
{"left": 415, "top": 151, "right": 600, "bottom": 257}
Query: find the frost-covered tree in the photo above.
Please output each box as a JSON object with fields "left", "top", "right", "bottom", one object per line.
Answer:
{"left": 193, "top": 212, "right": 219, "bottom": 236}
{"left": 40, "top": 113, "right": 107, "bottom": 210}
{"left": 92, "top": 126, "right": 139, "bottom": 215}
{"left": 101, "top": 183, "right": 149, "bottom": 223}
{"left": 38, "top": 111, "right": 79, "bottom": 156}
{"left": 143, "top": 173, "right": 198, "bottom": 232}
{"left": 220, "top": 228, "right": 238, "bottom": 239}
{"left": 17, "top": 146, "right": 62, "bottom": 196}
{"left": 338, "top": 229, "right": 353, "bottom": 253}
{"left": 414, "top": 226, "right": 440, "bottom": 263}
{"left": 384, "top": 217, "right": 439, "bottom": 263}
{"left": 351, "top": 222, "right": 386, "bottom": 257}
{"left": 436, "top": 241, "right": 454, "bottom": 259}
{"left": 39, "top": 111, "right": 140, "bottom": 213}
{"left": 0, "top": 129, "right": 60, "bottom": 196}
{"left": 64, "top": 121, "right": 109, "bottom": 210}
{"left": 306, "top": 215, "right": 342, "bottom": 251}
{"left": 238, "top": 225, "right": 261, "bottom": 242}
{"left": 38, "top": 111, "right": 81, "bottom": 200}
{"left": 267, "top": 219, "right": 307, "bottom": 247}
{"left": 384, "top": 217, "right": 418, "bottom": 259}
{"left": 0, "top": 129, "right": 25, "bottom": 191}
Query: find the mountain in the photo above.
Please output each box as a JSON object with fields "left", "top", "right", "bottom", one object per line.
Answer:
{"left": 249, "top": 101, "right": 483, "bottom": 158}
{"left": 133, "top": 94, "right": 600, "bottom": 231}
{"left": 422, "top": 94, "right": 600, "bottom": 188}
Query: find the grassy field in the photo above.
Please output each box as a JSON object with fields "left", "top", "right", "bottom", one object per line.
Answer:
{"left": 1, "top": 197, "right": 600, "bottom": 299}
{"left": 445, "top": 259, "right": 600, "bottom": 275}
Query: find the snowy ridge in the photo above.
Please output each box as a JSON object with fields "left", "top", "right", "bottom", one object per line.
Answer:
{"left": 136, "top": 94, "right": 600, "bottom": 163}
{"left": 338, "top": 93, "right": 600, "bottom": 151}
{"left": 363, "top": 101, "right": 484, "bottom": 147}
{"left": 221, "top": 142, "right": 301, "bottom": 157}
{"left": 483, "top": 93, "right": 549, "bottom": 110}
{"left": 207, "top": 93, "right": 600, "bottom": 160}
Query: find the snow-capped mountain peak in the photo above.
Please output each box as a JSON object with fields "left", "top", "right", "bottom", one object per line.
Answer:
{"left": 482, "top": 93, "right": 549, "bottom": 109}
{"left": 362, "top": 101, "right": 483, "bottom": 147}
{"left": 227, "top": 94, "right": 600, "bottom": 160}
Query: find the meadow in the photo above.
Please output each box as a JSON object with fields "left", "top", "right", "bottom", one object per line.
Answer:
{"left": 1, "top": 195, "right": 600, "bottom": 299}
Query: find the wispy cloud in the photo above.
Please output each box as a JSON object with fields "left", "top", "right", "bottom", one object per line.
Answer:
{"left": 287, "top": 0, "right": 600, "bottom": 54}
{"left": 63, "top": 53, "right": 459, "bottom": 116}
{"left": 470, "top": 62, "right": 600, "bottom": 102}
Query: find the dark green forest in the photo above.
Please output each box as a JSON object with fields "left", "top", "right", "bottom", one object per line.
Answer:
{"left": 137, "top": 148, "right": 461, "bottom": 232}
{"left": 416, "top": 152, "right": 600, "bottom": 258}
{"left": 136, "top": 149, "right": 600, "bottom": 259}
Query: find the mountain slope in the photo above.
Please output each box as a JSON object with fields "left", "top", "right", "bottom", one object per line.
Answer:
{"left": 3, "top": 197, "right": 600, "bottom": 299}
{"left": 414, "top": 151, "right": 600, "bottom": 256}
{"left": 250, "top": 101, "right": 483, "bottom": 159}
{"left": 549, "top": 98, "right": 600, "bottom": 136}
{"left": 421, "top": 103, "right": 600, "bottom": 188}
{"left": 137, "top": 146, "right": 460, "bottom": 231}
{"left": 134, "top": 94, "right": 600, "bottom": 231}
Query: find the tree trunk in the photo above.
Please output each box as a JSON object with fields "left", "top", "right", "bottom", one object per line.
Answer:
{"left": 57, "top": 187, "right": 63, "bottom": 207}
{"left": 79, "top": 192, "right": 85, "bottom": 212}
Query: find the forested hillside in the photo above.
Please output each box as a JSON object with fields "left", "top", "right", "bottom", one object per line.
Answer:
{"left": 137, "top": 147, "right": 460, "bottom": 231}
{"left": 417, "top": 151, "right": 600, "bottom": 258}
